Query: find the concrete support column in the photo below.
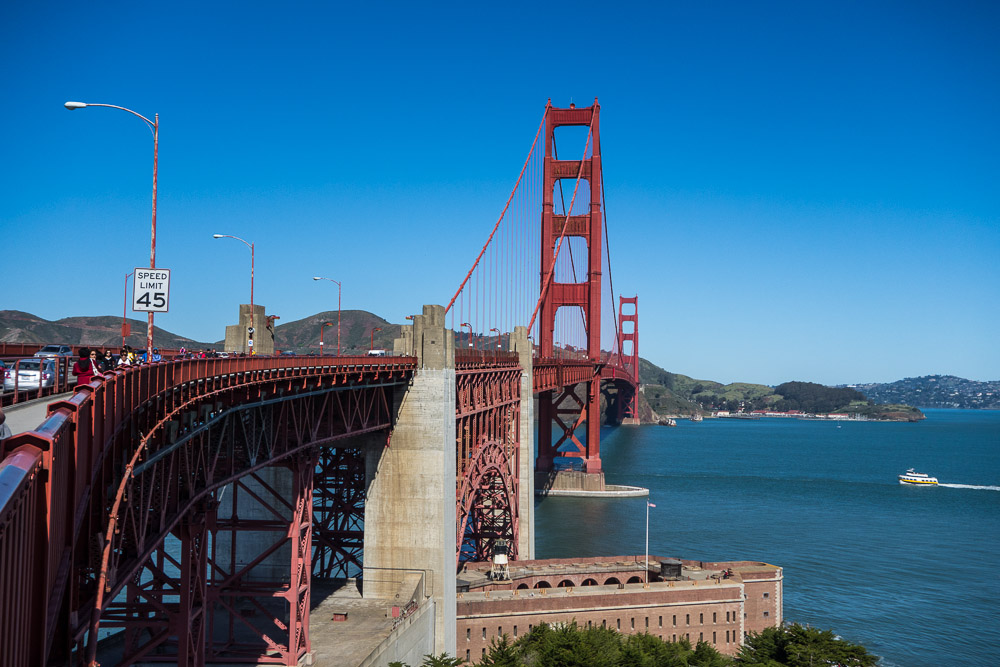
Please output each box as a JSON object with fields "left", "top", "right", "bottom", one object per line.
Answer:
{"left": 365, "top": 305, "right": 456, "bottom": 656}
{"left": 510, "top": 325, "right": 534, "bottom": 560}
{"left": 224, "top": 304, "right": 271, "bottom": 355}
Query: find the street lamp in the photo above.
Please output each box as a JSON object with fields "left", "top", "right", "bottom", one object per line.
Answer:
{"left": 313, "top": 277, "right": 342, "bottom": 356}
{"left": 370, "top": 327, "right": 382, "bottom": 352}
{"left": 460, "top": 322, "right": 473, "bottom": 349}
{"left": 65, "top": 101, "right": 159, "bottom": 356}
{"left": 320, "top": 322, "right": 334, "bottom": 356}
{"left": 213, "top": 234, "right": 255, "bottom": 353}
{"left": 490, "top": 327, "right": 501, "bottom": 352}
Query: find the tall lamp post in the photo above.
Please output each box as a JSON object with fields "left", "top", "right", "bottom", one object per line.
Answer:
{"left": 319, "top": 322, "right": 333, "bottom": 356}
{"left": 213, "top": 234, "right": 255, "bottom": 353}
{"left": 370, "top": 327, "right": 382, "bottom": 352}
{"left": 460, "top": 322, "right": 473, "bottom": 349}
{"left": 490, "top": 327, "right": 501, "bottom": 352}
{"left": 122, "top": 271, "right": 134, "bottom": 348}
{"left": 65, "top": 101, "right": 158, "bottom": 356}
{"left": 313, "top": 277, "right": 342, "bottom": 356}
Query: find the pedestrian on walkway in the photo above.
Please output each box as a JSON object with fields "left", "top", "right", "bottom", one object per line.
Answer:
{"left": 73, "top": 348, "right": 96, "bottom": 387}
{"left": 103, "top": 350, "right": 115, "bottom": 371}
{"left": 88, "top": 349, "right": 104, "bottom": 376}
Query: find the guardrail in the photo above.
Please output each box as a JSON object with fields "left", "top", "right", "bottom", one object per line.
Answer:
{"left": 455, "top": 349, "right": 520, "bottom": 369}
{"left": 532, "top": 357, "right": 601, "bottom": 393}
{"left": 0, "top": 354, "right": 416, "bottom": 667}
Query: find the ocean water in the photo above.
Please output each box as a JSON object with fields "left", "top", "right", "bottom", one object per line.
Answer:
{"left": 533, "top": 409, "right": 1000, "bottom": 667}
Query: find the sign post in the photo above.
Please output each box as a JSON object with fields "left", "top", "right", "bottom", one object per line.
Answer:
{"left": 133, "top": 268, "right": 171, "bottom": 313}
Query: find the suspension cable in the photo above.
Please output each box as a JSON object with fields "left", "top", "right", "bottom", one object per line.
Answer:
{"left": 528, "top": 116, "right": 594, "bottom": 332}
{"left": 601, "top": 155, "right": 624, "bottom": 371}
{"left": 445, "top": 105, "right": 548, "bottom": 314}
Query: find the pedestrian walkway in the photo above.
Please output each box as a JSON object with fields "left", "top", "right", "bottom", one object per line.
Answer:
{"left": 4, "top": 392, "right": 73, "bottom": 436}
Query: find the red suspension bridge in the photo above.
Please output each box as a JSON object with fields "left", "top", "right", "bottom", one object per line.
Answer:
{"left": 0, "top": 100, "right": 641, "bottom": 666}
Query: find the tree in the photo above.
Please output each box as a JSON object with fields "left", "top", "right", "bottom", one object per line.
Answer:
{"left": 479, "top": 635, "right": 519, "bottom": 667}
{"left": 421, "top": 655, "right": 466, "bottom": 667}
{"left": 737, "top": 624, "right": 877, "bottom": 667}
{"left": 388, "top": 653, "right": 465, "bottom": 667}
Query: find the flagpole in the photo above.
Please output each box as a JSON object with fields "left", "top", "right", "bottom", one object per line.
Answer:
{"left": 645, "top": 500, "right": 650, "bottom": 586}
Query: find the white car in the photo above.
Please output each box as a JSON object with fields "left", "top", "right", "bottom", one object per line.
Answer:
{"left": 34, "top": 344, "right": 74, "bottom": 358}
{"left": 4, "top": 358, "right": 58, "bottom": 391}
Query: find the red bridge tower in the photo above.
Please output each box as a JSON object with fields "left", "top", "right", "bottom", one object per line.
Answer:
{"left": 536, "top": 100, "right": 604, "bottom": 476}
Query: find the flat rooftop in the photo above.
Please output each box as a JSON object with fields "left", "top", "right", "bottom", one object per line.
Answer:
{"left": 457, "top": 555, "right": 781, "bottom": 599}
{"left": 307, "top": 580, "right": 395, "bottom": 667}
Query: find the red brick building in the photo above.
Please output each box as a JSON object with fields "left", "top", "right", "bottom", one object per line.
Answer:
{"left": 456, "top": 555, "right": 782, "bottom": 664}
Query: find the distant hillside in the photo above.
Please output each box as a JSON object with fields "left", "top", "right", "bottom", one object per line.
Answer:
{"left": 638, "top": 357, "right": 923, "bottom": 421}
{"left": 0, "top": 310, "right": 212, "bottom": 350}
{"left": 851, "top": 375, "right": 1000, "bottom": 409}
{"left": 636, "top": 358, "right": 712, "bottom": 417}
{"left": 255, "top": 310, "right": 401, "bottom": 355}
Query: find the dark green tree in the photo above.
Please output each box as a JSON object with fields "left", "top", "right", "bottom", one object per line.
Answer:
{"left": 421, "top": 654, "right": 466, "bottom": 667}
{"left": 737, "top": 624, "right": 877, "bottom": 667}
{"left": 479, "top": 635, "right": 519, "bottom": 667}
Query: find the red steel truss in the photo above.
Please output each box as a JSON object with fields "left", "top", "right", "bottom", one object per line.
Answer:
{"left": 603, "top": 295, "right": 640, "bottom": 422}
{"left": 455, "top": 351, "right": 522, "bottom": 565}
{"left": 537, "top": 100, "right": 604, "bottom": 474}
{"left": 0, "top": 356, "right": 413, "bottom": 667}
{"left": 312, "top": 446, "right": 366, "bottom": 580}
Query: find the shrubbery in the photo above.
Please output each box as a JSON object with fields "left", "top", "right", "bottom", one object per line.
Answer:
{"left": 389, "top": 621, "right": 876, "bottom": 667}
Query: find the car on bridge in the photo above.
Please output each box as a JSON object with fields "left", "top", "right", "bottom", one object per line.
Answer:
{"left": 34, "top": 344, "right": 74, "bottom": 358}
{"left": 4, "top": 358, "right": 58, "bottom": 391}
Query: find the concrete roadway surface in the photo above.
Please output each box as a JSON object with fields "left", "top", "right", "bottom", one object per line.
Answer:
{"left": 3, "top": 392, "right": 74, "bottom": 436}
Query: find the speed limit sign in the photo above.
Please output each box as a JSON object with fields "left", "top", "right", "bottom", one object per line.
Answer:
{"left": 133, "top": 268, "right": 171, "bottom": 313}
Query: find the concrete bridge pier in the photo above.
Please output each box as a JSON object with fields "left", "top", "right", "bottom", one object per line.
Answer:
{"left": 510, "top": 325, "right": 534, "bottom": 560}
{"left": 364, "top": 304, "right": 456, "bottom": 656}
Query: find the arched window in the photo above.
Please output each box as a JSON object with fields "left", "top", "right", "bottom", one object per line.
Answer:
{"left": 626, "top": 576, "right": 642, "bottom": 584}
{"left": 582, "top": 578, "right": 598, "bottom": 586}
{"left": 557, "top": 579, "right": 574, "bottom": 588}
{"left": 604, "top": 577, "right": 621, "bottom": 586}
{"left": 516, "top": 583, "right": 529, "bottom": 590}
{"left": 533, "top": 580, "right": 551, "bottom": 589}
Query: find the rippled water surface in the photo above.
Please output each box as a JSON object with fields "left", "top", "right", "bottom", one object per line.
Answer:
{"left": 534, "top": 409, "right": 1000, "bottom": 667}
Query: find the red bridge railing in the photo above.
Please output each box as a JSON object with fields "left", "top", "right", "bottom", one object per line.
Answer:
{"left": 532, "top": 357, "right": 601, "bottom": 393}
{"left": 0, "top": 355, "right": 415, "bottom": 667}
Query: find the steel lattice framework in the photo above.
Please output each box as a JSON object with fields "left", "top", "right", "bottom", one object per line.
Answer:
{"left": 454, "top": 351, "right": 521, "bottom": 565}
{"left": 0, "top": 356, "right": 414, "bottom": 667}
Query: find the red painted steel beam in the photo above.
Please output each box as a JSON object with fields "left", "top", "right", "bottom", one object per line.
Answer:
{"left": 0, "top": 355, "right": 415, "bottom": 666}
{"left": 536, "top": 100, "right": 604, "bottom": 475}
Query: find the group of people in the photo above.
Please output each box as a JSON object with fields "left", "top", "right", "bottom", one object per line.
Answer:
{"left": 72, "top": 345, "right": 164, "bottom": 387}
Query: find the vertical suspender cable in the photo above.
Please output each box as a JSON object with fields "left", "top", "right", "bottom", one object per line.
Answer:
{"left": 528, "top": 117, "right": 594, "bottom": 332}
{"left": 445, "top": 109, "right": 546, "bottom": 315}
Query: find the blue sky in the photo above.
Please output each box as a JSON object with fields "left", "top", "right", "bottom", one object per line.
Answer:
{"left": 1, "top": 1, "right": 997, "bottom": 385}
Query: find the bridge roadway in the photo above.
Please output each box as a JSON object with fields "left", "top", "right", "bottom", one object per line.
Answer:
{"left": 0, "top": 305, "right": 638, "bottom": 666}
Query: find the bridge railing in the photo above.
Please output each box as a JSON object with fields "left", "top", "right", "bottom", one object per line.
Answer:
{"left": 455, "top": 349, "right": 520, "bottom": 369}
{"left": 532, "top": 357, "right": 600, "bottom": 393}
{"left": 0, "top": 354, "right": 416, "bottom": 667}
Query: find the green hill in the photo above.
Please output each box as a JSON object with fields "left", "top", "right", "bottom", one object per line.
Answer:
{"left": 637, "top": 357, "right": 923, "bottom": 421}
{"left": 0, "top": 310, "right": 211, "bottom": 350}
{"left": 258, "top": 310, "right": 401, "bottom": 355}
